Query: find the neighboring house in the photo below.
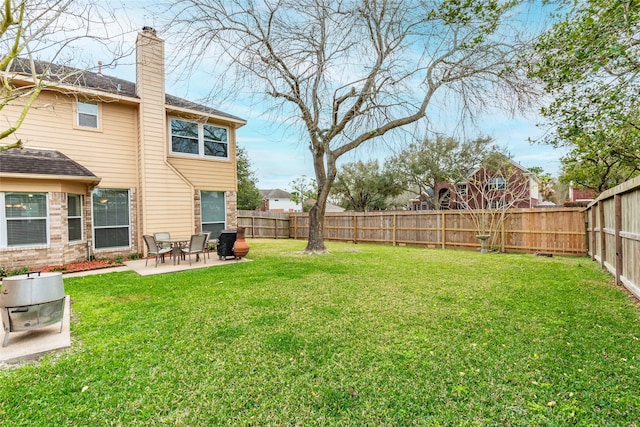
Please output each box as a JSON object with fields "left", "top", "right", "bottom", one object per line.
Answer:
{"left": 259, "top": 189, "right": 302, "bottom": 213}
{"left": 568, "top": 183, "right": 595, "bottom": 203}
{"left": 410, "top": 158, "right": 540, "bottom": 210}
{"left": 302, "top": 198, "right": 345, "bottom": 213}
{"left": 325, "top": 202, "right": 346, "bottom": 213}
{"left": 409, "top": 189, "right": 435, "bottom": 211}
{"left": 0, "top": 27, "right": 246, "bottom": 271}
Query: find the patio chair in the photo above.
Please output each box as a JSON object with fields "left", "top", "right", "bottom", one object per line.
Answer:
{"left": 153, "top": 232, "right": 172, "bottom": 249}
{"left": 200, "top": 231, "right": 212, "bottom": 259}
{"left": 181, "top": 233, "right": 208, "bottom": 265}
{"left": 143, "top": 235, "right": 173, "bottom": 267}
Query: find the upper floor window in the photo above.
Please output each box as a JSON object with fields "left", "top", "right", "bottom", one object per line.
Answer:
{"left": 170, "top": 118, "right": 228, "bottom": 159}
{"left": 77, "top": 101, "right": 99, "bottom": 128}
{"left": 486, "top": 177, "right": 507, "bottom": 191}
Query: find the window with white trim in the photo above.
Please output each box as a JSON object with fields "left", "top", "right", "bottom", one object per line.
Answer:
{"left": 170, "top": 118, "right": 228, "bottom": 158}
{"left": 68, "top": 194, "right": 83, "bottom": 242}
{"left": 486, "top": 177, "right": 507, "bottom": 191}
{"left": 201, "top": 191, "right": 226, "bottom": 237}
{"left": 77, "top": 101, "right": 99, "bottom": 128}
{"left": 1, "top": 192, "right": 48, "bottom": 247}
{"left": 92, "top": 189, "right": 130, "bottom": 249}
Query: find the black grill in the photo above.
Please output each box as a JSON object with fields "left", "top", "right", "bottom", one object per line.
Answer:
{"left": 217, "top": 230, "right": 237, "bottom": 260}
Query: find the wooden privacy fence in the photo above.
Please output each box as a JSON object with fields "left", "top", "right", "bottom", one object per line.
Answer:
{"left": 585, "top": 175, "right": 640, "bottom": 299}
{"left": 288, "top": 208, "right": 587, "bottom": 256}
{"left": 237, "top": 210, "right": 291, "bottom": 239}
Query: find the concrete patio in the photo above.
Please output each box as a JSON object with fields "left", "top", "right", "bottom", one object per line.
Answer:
{"left": 0, "top": 254, "right": 250, "bottom": 366}
{"left": 68, "top": 253, "right": 250, "bottom": 278}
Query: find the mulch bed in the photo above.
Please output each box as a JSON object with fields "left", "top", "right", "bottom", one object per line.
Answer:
{"left": 40, "top": 260, "right": 124, "bottom": 273}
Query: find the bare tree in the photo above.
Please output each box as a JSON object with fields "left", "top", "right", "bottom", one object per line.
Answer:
{"left": 449, "top": 155, "right": 534, "bottom": 253}
{"left": 165, "top": 0, "right": 541, "bottom": 253}
{"left": 0, "top": 0, "right": 129, "bottom": 151}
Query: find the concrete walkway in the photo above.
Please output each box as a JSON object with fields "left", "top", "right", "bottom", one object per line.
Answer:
{"left": 0, "top": 255, "right": 249, "bottom": 367}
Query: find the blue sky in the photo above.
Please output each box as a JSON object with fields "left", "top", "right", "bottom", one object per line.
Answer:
{"left": 79, "top": 1, "right": 565, "bottom": 192}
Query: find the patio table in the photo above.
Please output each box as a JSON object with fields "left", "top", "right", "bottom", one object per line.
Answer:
{"left": 156, "top": 237, "right": 191, "bottom": 265}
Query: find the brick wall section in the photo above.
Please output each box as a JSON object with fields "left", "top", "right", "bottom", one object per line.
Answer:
{"left": 194, "top": 190, "right": 201, "bottom": 234}
{"left": 227, "top": 191, "right": 237, "bottom": 228}
{"left": 2, "top": 189, "right": 141, "bottom": 272}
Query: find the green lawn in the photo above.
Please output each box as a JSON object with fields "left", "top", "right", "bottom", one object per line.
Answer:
{"left": 1, "top": 240, "right": 639, "bottom": 426}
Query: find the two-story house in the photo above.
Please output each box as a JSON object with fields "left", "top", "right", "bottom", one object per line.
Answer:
{"left": 258, "top": 189, "right": 302, "bottom": 213}
{"left": 411, "top": 157, "right": 539, "bottom": 210}
{"left": 0, "top": 27, "right": 246, "bottom": 270}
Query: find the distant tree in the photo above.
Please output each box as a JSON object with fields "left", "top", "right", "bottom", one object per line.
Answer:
{"left": 558, "top": 130, "right": 640, "bottom": 194}
{"left": 386, "top": 135, "right": 502, "bottom": 209}
{"left": 537, "top": 174, "right": 556, "bottom": 203}
{"left": 331, "top": 159, "right": 403, "bottom": 212}
{"left": 528, "top": 0, "right": 640, "bottom": 191}
{"left": 528, "top": 167, "right": 556, "bottom": 203}
{"left": 552, "top": 180, "right": 570, "bottom": 204}
{"left": 236, "top": 147, "right": 262, "bottom": 210}
{"left": 168, "top": 0, "right": 543, "bottom": 253}
{"left": 289, "top": 175, "right": 316, "bottom": 209}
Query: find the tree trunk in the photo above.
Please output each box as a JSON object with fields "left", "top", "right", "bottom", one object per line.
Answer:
{"left": 305, "top": 175, "right": 332, "bottom": 253}
{"left": 305, "top": 200, "right": 327, "bottom": 253}
{"left": 304, "top": 156, "right": 334, "bottom": 254}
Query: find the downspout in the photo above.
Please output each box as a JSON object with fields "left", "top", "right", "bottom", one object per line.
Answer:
{"left": 163, "top": 154, "right": 196, "bottom": 230}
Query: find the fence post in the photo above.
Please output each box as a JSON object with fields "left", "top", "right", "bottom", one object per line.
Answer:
{"left": 353, "top": 214, "right": 358, "bottom": 243}
{"left": 599, "top": 201, "right": 606, "bottom": 268}
{"left": 590, "top": 207, "right": 596, "bottom": 261}
{"left": 293, "top": 214, "right": 297, "bottom": 239}
{"left": 615, "top": 195, "right": 622, "bottom": 285}
{"left": 393, "top": 213, "right": 397, "bottom": 246}
{"left": 251, "top": 216, "right": 255, "bottom": 238}
{"left": 441, "top": 211, "right": 445, "bottom": 249}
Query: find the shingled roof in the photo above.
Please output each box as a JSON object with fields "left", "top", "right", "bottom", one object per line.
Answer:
{"left": 259, "top": 189, "right": 293, "bottom": 199}
{"left": 0, "top": 147, "right": 100, "bottom": 182}
{"left": 7, "top": 58, "right": 245, "bottom": 123}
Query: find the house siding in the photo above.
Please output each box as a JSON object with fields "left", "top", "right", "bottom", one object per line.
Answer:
{"left": 168, "top": 152, "right": 238, "bottom": 190}
{"left": 0, "top": 28, "right": 245, "bottom": 271}
{"left": 5, "top": 90, "right": 139, "bottom": 188}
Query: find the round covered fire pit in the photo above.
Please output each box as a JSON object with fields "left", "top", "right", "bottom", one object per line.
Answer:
{"left": 0, "top": 271, "right": 65, "bottom": 347}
